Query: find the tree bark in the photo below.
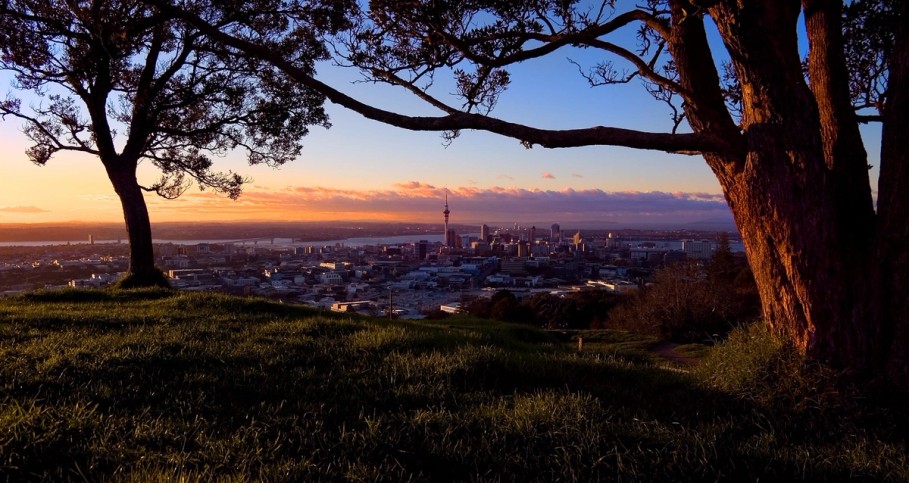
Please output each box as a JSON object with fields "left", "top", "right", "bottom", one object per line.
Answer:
{"left": 876, "top": 0, "right": 909, "bottom": 386}
{"left": 104, "top": 160, "right": 160, "bottom": 284}
{"left": 703, "top": 0, "right": 887, "bottom": 379}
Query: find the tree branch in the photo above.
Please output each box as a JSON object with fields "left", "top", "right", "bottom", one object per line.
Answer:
{"left": 0, "top": 103, "right": 100, "bottom": 162}
{"left": 370, "top": 70, "right": 460, "bottom": 114}
{"left": 438, "top": 9, "right": 670, "bottom": 69}
{"left": 154, "top": 1, "right": 725, "bottom": 155}
{"left": 584, "top": 39, "right": 690, "bottom": 98}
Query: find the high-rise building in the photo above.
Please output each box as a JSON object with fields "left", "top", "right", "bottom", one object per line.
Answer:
{"left": 551, "top": 223, "right": 560, "bottom": 243}
{"left": 530, "top": 226, "right": 536, "bottom": 243}
{"left": 418, "top": 240, "right": 428, "bottom": 260}
{"left": 447, "top": 229, "right": 458, "bottom": 248}
{"left": 480, "top": 224, "right": 490, "bottom": 242}
{"left": 517, "top": 241, "right": 529, "bottom": 257}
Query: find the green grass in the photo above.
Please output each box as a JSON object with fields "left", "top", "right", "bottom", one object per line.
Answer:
{"left": 568, "top": 329, "right": 662, "bottom": 365}
{"left": 0, "top": 290, "right": 907, "bottom": 481}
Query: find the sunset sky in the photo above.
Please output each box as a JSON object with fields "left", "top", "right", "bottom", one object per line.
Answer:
{"left": 0, "top": 16, "right": 882, "bottom": 228}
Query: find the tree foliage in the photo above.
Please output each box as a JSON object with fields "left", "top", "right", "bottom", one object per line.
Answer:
{"left": 0, "top": 0, "right": 346, "bottom": 282}
{"left": 0, "top": 0, "right": 331, "bottom": 198}
{"left": 609, "top": 254, "right": 759, "bottom": 341}
{"left": 842, "top": 0, "right": 900, "bottom": 117}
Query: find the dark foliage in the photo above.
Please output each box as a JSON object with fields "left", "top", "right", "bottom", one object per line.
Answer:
{"left": 609, "top": 247, "right": 760, "bottom": 341}
{"left": 466, "top": 289, "right": 620, "bottom": 329}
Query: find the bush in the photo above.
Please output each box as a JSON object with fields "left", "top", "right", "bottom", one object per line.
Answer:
{"left": 695, "top": 323, "right": 847, "bottom": 411}
{"left": 608, "top": 260, "right": 759, "bottom": 341}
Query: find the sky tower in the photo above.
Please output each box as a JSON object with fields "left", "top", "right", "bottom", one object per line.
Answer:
{"left": 443, "top": 191, "right": 451, "bottom": 247}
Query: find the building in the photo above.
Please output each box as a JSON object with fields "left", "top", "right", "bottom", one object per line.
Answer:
{"left": 480, "top": 224, "right": 490, "bottom": 242}
{"left": 517, "top": 241, "right": 529, "bottom": 257}
{"left": 551, "top": 223, "right": 560, "bottom": 243}
{"left": 682, "top": 239, "right": 712, "bottom": 260}
{"left": 417, "top": 240, "right": 428, "bottom": 260}
{"left": 501, "top": 258, "right": 527, "bottom": 275}
{"left": 446, "top": 229, "right": 459, "bottom": 249}
{"left": 319, "top": 272, "right": 343, "bottom": 285}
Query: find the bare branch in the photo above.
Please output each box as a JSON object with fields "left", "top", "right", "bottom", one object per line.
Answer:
{"left": 584, "top": 39, "right": 690, "bottom": 97}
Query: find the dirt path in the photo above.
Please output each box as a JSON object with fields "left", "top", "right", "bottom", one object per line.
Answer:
{"left": 650, "top": 342, "right": 700, "bottom": 366}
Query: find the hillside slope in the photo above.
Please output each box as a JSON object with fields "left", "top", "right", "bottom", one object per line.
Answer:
{"left": 0, "top": 290, "right": 906, "bottom": 481}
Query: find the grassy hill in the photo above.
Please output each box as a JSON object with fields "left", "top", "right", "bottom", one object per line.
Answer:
{"left": 0, "top": 290, "right": 906, "bottom": 481}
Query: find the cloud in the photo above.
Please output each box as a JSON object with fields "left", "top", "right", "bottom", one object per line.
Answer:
{"left": 496, "top": 174, "right": 515, "bottom": 180}
{"left": 571, "top": 173, "right": 584, "bottom": 178}
{"left": 393, "top": 181, "right": 437, "bottom": 191}
{"left": 541, "top": 172, "right": 556, "bottom": 179}
{"left": 159, "top": 183, "right": 733, "bottom": 226}
{"left": 0, "top": 205, "right": 50, "bottom": 213}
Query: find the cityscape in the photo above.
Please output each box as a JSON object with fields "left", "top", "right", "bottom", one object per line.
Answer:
{"left": 0, "top": 2, "right": 904, "bottom": 480}
{"left": 0, "top": 196, "right": 743, "bottom": 319}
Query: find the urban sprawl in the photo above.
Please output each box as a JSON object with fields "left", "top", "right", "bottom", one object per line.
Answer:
{"left": 1, "top": 219, "right": 739, "bottom": 319}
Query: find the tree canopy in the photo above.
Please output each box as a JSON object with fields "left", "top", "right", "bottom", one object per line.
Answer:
{"left": 0, "top": 0, "right": 331, "bottom": 198}
{"left": 0, "top": 0, "right": 343, "bottom": 283}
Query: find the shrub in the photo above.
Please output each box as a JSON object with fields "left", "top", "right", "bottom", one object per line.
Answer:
{"left": 695, "top": 323, "right": 847, "bottom": 411}
{"left": 608, "top": 260, "right": 759, "bottom": 341}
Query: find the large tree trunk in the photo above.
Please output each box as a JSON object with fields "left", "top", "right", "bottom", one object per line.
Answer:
{"left": 104, "top": 160, "right": 164, "bottom": 287}
{"left": 687, "top": 0, "right": 899, "bottom": 384}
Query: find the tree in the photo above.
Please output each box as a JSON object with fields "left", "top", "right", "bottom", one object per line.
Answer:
{"left": 0, "top": 0, "right": 335, "bottom": 286}
{"left": 609, "top": 255, "right": 758, "bottom": 340}
{"left": 162, "top": 1, "right": 907, "bottom": 387}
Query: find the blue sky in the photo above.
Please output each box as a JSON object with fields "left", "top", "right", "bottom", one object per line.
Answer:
{"left": 0, "top": 6, "right": 882, "bottom": 228}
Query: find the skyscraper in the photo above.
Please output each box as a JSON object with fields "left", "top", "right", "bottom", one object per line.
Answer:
{"left": 443, "top": 192, "right": 451, "bottom": 247}
{"left": 551, "top": 223, "right": 560, "bottom": 244}
{"left": 480, "top": 224, "right": 490, "bottom": 243}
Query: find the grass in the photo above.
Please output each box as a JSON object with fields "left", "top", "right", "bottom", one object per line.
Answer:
{"left": 0, "top": 289, "right": 907, "bottom": 481}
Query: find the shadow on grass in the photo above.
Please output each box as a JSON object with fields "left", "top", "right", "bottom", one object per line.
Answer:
{"left": 1, "top": 291, "right": 906, "bottom": 481}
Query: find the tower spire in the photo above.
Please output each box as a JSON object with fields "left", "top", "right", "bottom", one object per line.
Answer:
{"left": 443, "top": 190, "right": 451, "bottom": 247}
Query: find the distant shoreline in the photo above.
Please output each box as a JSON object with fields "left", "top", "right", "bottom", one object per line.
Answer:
{"left": 0, "top": 220, "right": 739, "bottom": 245}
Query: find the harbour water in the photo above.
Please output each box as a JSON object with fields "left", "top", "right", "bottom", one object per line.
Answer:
{"left": 1, "top": 234, "right": 743, "bottom": 252}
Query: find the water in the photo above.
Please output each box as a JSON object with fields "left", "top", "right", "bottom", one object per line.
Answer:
{"left": 622, "top": 239, "right": 745, "bottom": 253}
{"left": 0, "top": 234, "right": 451, "bottom": 248}
{"left": 1, "top": 234, "right": 743, "bottom": 251}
